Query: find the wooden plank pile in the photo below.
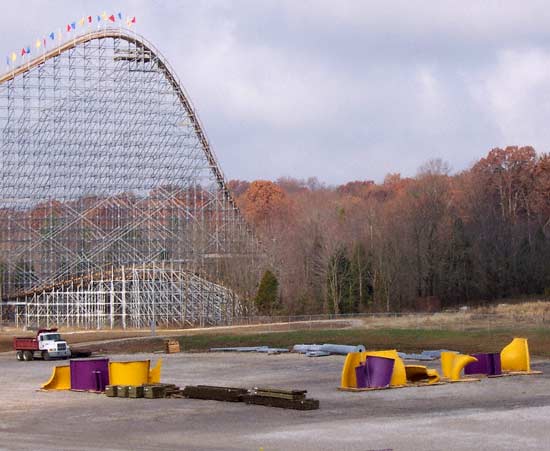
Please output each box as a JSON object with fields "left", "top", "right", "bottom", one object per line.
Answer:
{"left": 244, "top": 387, "right": 319, "bottom": 410}
{"left": 182, "top": 385, "right": 319, "bottom": 410}
{"left": 165, "top": 339, "right": 180, "bottom": 354}
{"left": 182, "top": 385, "right": 248, "bottom": 402}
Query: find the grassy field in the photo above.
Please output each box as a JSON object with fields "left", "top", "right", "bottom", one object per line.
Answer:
{"left": 177, "top": 327, "right": 550, "bottom": 356}
{"left": 70, "top": 326, "right": 550, "bottom": 357}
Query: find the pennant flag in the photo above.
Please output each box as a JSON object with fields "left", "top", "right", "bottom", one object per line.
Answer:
{"left": 49, "top": 32, "right": 55, "bottom": 40}
{"left": 43, "top": 38, "right": 47, "bottom": 47}
{"left": 117, "top": 12, "right": 122, "bottom": 20}
{"left": 79, "top": 17, "right": 85, "bottom": 26}
{"left": 21, "top": 48, "right": 26, "bottom": 56}
{"left": 35, "top": 39, "right": 41, "bottom": 49}
{"left": 97, "top": 15, "right": 101, "bottom": 22}
{"left": 67, "top": 24, "right": 71, "bottom": 32}
{"left": 88, "top": 15, "right": 92, "bottom": 23}
{"left": 26, "top": 46, "right": 31, "bottom": 55}
{"left": 131, "top": 17, "right": 136, "bottom": 24}
{"left": 6, "top": 55, "right": 9, "bottom": 66}
{"left": 102, "top": 11, "right": 108, "bottom": 20}
{"left": 109, "top": 14, "right": 115, "bottom": 22}
{"left": 11, "top": 52, "right": 16, "bottom": 62}
{"left": 71, "top": 22, "right": 76, "bottom": 30}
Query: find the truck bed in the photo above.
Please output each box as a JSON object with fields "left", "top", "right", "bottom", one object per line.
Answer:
{"left": 13, "top": 338, "right": 39, "bottom": 350}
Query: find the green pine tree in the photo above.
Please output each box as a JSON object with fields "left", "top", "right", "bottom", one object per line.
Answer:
{"left": 255, "top": 270, "right": 279, "bottom": 314}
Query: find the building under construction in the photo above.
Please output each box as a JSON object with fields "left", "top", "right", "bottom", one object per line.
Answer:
{"left": 0, "top": 28, "right": 256, "bottom": 329}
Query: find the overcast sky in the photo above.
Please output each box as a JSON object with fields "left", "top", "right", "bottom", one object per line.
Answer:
{"left": 3, "top": 1, "right": 550, "bottom": 184}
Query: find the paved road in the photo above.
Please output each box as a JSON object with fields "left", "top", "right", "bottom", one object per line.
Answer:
{"left": 0, "top": 351, "right": 549, "bottom": 450}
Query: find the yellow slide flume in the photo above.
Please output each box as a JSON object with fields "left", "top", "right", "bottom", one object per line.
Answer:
{"left": 148, "top": 358, "right": 162, "bottom": 384}
{"left": 41, "top": 365, "right": 71, "bottom": 390}
{"left": 501, "top": 338, "right": 531, "bottom": 372}
{"left": 405, "top": 365, "right": 440, "bottom": 384}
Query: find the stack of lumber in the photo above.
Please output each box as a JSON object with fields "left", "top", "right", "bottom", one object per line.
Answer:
{"left": 182, "top": 385, "right": 248, "bottom": 402}
{"left": 165, "top": 339, "right": 180, "bottom": 354}
{"left": 105, "top": 383, "right": 183, "bottom": 399}
{"left": 182, "top": 385, "right": 320, "bottom": 410}
{"left": 143, "top": 383, "right": 183, "bottom": 398}
{"left": 244, "top": 387, "right": 319, "bottom": 410}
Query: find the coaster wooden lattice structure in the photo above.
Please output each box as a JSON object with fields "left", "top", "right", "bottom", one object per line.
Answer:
{"left": 0, "top": 28, "right": 258, "bottom": 328}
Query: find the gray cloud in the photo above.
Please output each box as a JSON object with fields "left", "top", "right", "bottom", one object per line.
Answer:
{"left": 3, "top": 1, "right": 550, "bottom": 183}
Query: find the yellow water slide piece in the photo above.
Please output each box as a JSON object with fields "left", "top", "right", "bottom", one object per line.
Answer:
{"left": 501, "top": 338, "right": 531, "bottom": 372}
{"left": 364, "top": 350, "right": 406, "bottom": 386}
{"left": 41, "top": 365, "right": 71, "bottom": 390}
{"left": 148, "top": 358, "right": 162, "bottom": 384}
{"left": 405, "top": 365, "right": 441, "bottom": 384}
{"left": 440, "top": 351, "right": 458, "bottom": 379}
{"left": 426, "top": 368, "right": 440, "bottom": 384}
{"left": 450, "top": 354, "right": 478, "bottom": 381}
{"left": 109, "top": 360, "right": 151, "bottom": 386}
{"left": 340, "top": 352, "right": 364, "bottom": 388}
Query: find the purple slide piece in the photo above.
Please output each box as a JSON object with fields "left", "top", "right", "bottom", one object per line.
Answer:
{"left": 366, "top": 356, "right": 394, "bottom": 388}
{"left": 464, "top": 353, "right": 489, "bottom": 375}
{"left": 488, "top": 352, "right": 501, "bottom": 375}
{"left": 355, "top": 364, "right": 368, "bottom": 388}
{"left": 464, "top": 353, "right": 502, "bottom": 376}
{"left": 70, "top": 358, "right": 110, "bottom": 391}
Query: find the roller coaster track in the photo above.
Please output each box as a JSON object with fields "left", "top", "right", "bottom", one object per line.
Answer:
{"left": 0, "top": 28, "right": 238, "bottom": 211}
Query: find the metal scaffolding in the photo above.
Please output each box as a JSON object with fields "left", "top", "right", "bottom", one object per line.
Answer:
{"left": 0, "top": 29, "right": 256, "bottom": 329}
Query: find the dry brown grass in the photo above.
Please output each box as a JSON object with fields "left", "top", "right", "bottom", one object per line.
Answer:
{"left": 474, "top": 300, "right": 550, "bottom": 319}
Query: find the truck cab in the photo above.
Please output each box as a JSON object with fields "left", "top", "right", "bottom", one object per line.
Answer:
{"left": 14, "top": 328, "right": 71, "bottom": 361}
{"left": 37, "top": 331, "right": 71, "bottom": 359}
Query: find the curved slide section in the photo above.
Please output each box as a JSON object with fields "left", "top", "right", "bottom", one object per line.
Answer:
{"left": 405, "top": 365, "right": 440, "bottom": 384}
{"left": 41, "top": 365, "right": 71, "bottom": 390}
{"left": 341, "top": 349, "right": 407, "bottom": 388}
{"left": 109, "top": 360, "right": 151, "bottom": 386}
{"left": 501, "top": 338, "right": 531, "bottom": 372}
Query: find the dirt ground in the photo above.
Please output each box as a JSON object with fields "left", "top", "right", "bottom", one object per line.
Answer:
{"left": 0, "top": 320, "right": 353, "bottom": 353}
{"left": 0, "top": 350, "right": 549, "bottom": 450}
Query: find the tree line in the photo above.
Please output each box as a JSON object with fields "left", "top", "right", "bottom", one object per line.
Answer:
{"left": 229, "top": 146, "right": 550, "bottom": 314}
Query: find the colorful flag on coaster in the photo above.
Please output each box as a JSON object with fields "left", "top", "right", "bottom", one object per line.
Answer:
{"left": 71, "top": 22, "right": 76, "bottom": 30}
{"left": 97, "top": 15, "right": 101, "bottom": 22}
{"left": 117, "top": 12, "right": 122, "bottom": 20}
{"left": 35, "top": 39, "right": 41, "bottom": 49}
{"left": 127, "top": 16, "right": 137, "bottom": 26}
{"left": 49, "top": 32, "right": 55, "bottom": 40}
{"left": 88, "top": 15, "right": 92, "bottom": 23}
{"left": 11, "top": 52, "right": 16, "bottom": 62}
{"left": 102, "top": 11, "right": 108, "bottom": 20}
{"left": 26, "top": 46, "right": 30, "bottom": 55}
{"left": 109, "top": 14, "right": 115, "bottom": 22}
{"left": 66, "top": 24, "right": 71, "bottom": 32}
{"left": 43, "top": 38, "right": 47, "bottom": 47}
{"left": 21, "top": 48, "right": 26, "bottom": 56}
{"left": 6, "top": 56, "right": 9, "bottom": 66}
{"left": 79, "top": 17, "right": 85, "bottom": 26}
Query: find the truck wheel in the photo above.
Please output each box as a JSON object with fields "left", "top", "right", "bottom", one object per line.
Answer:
{"left": 23, "top": 350, "right": 34, "bottom": 361}
{"left": 16, "top": 351, "right": 24, "bottom": 361}
{"left": 42, "top": 351, "right": 51, "bottom": 361}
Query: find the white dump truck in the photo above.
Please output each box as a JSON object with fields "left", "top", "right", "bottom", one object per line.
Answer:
{"left": 13, "top": 328, "right": 71, "bottom": 361}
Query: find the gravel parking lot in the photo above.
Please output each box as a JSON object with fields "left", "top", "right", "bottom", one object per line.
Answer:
{"left": 1, "top": 351, "right": 549, "bottom": 450}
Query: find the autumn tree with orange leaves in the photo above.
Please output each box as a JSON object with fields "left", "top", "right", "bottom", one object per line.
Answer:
{"left": 229, "top": 147, "right": 550, "bottom": 314}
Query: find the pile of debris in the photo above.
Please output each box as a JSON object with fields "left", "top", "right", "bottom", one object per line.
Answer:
{"left": 164, "top": 339, "right": 180, "bottom": 354}
{"left": 182, "top": 385, "right": 319, "bottom": 410}
{"left": 209, "top": 346, "right": 289, "bottom": 355}
{"left": 293, "top": 344, "right": 366, "bottom": 357}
